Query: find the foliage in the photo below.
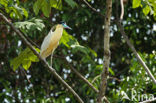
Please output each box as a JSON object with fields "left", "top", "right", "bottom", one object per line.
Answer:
{"left": 112, "top": 51, "right": 156, "bottom": 102}
{"left": 0, "top": 0, "right": 28, "bottom": 19}
{"left": 14, "top": 18, "right": 45, "bottom": 33}
{"left": 10, "top": 47, "right": 40, "bottom": 71}
{"left": 33, "top": 0, "right": 77, "bottom": 17}
{"left": 132, "top": 0, "right": 156, "bottom": 20}
{"left": 0, "top": 0, "right": 156, "bottom": 103}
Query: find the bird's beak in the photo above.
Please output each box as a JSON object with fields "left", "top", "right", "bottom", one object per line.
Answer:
{"left": 64, "top": 24, "right": 72, "bottom": 30}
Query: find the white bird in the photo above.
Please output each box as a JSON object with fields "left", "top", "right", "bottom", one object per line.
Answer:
{"left": 40, "top": 22, "right": 71, "bottom": 66}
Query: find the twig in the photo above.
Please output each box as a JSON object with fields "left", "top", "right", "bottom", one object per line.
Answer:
{"left": 115, "top": 0, "right": 156, "bottom": 84}
{"left": 116, "top": 23, "right": 156, "bottom": 84}
{"left": 20, "top": 67, "right": 35, "bottom": 96}
{"left": 120, "top": 0, "right": 124, "bottom": 20}
{"left": 63, "top": 58, "right": 99, "bottom": 93}
{"left": 81, "top": 0, "right": 105, "bottom": 17}
{"left": 139, "top": 98, "right": 156, "bottom": 103}
{"left": 21, "top": 30, "right": 40, "bottom": 48}
{"left": 109, "top": 77, "right": 121, "bottom": 82}
{"left": 0, "top": 13, "right": 84, "bottom": 103}
{"left": 117, "top": 22, "right": 156, "bottom": 84}
{"left": 97, "top": 0, "right": 112, "bottom": 103}
{"left": 55, "top": 55, "right": 110, "bottom": 103}
{"left": 92, "top": 75, "right": 101, "bottom": 84}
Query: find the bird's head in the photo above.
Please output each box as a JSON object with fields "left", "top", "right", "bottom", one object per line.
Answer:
{"left": 60, "top": 21, "right": 72, "bottom": 30}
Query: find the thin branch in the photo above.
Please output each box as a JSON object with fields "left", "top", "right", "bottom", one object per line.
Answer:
{"left": 109, "top": 77, "right": 121, "bottom": 82}
{"left": 92, "top": 75, "right": 101, "bottom": 84}
{"left": 83, "top": 0, "right": 156, "bottom": 85}
{"left": 116, "top": 22, "right": 156, "bottom": 84}
{"left": 63, "top": 58, "right": 99, "bottom": 93}
{"left": 114, "top": 0, "right": 156, "bottom": 84}
{"left": 55, "top": 55, "right": 110, "bottom": 103}
{"left": 97, "top": 0, "right": 112, "bottom": 103}
{"left": 81, "top": 0, "right": 105, "bottom": 17}
{"left": 139, "top": 98, "right": 156, "bottom": 103}
{"left": 21, "top": 31, "right": 40, "bottom": 48}
{"left": 0, "top": 13, "right": 84, "bottom": 103}
{"left": 92, "top": 75, "right": 121, "bottom": 83}
{"left": 117, "top": 22, "right": 156, "bottom": 84}
{"left": 120, "top": 0, "right": 124, "bottom": 20}
{"left": 20, "top": 67, "right": 35, "bottom": 96}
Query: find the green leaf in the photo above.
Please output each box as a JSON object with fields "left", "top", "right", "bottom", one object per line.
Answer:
{"left": 88, "top": 48, "right": 97, "bottom": 57}
{"left": 64, "top": 0, "right": 77, "bottom": 8}
{"left": 71, "top": 44, "right": 89, "bottom": 55}
{"left": 10, "top": 57, "right": 21, "bottom": 71}
{"left": 143, "top": 5, "right": 150, "bottom": 16}
{"left": 14, "top": 18, "right": 45, "bottom": 32}
{"left": 41, "top": 0, "right": 51, "bottom": 17}
{"left": 22, "top": 8, "right": 28, "bottom": 18}
{"left": 22, "top": 60, "right": 31, "bottom": 70}
{"left": 109, "top": 68, "right": 115, "bottom": 76}
{"left": 59, "top": 30, "right": 78, "bottom": 48}
{"left": 33, "top": 0, "right": 43, "bottom": 15}
{"left": 10, "top": 47, "right": 39, "bottom": 71}
{"left": 50, "top": 0, "right": 62, "bottom": 10}
{"left": 0, "top": 0, "right": 8, "bottom": 7}
{"left": 132, "top": 0, "right": 141, "bottom": 8}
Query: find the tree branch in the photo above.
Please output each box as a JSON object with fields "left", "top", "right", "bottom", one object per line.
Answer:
{"left": 117, "top": 22, "right": 156, "bottom": 84}
{"left": 115, "top": 2, "right": 156, "bottom": 84}
{"left": 81, "top": 0, "right": 105, "bottom": 17}
{"left": 120, "top": 0, "right": 124, "bottom": 20}
{"left": 139, "top": 98, "right": 156, "bottom": 103}
{"left": 0, "top": 13, "right": 84, "bottom": 103}
{"left": 97, "top": 0, "right": 112, "bottom": 103}
{"left": 63, "top": 58, "right": 99, "bottom": 93}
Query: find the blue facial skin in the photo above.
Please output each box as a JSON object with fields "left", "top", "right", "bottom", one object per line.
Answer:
{"left": 62, "top": 23, "right": 72, "bottom": 30}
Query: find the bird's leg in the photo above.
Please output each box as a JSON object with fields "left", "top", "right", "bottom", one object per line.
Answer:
{"left": 50, "top": 51, "right": 54, "bottom": 67}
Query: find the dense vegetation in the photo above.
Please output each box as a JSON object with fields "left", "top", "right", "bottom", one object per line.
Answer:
{"left": 0, "top": 0, "right": 155, "bottom": 102}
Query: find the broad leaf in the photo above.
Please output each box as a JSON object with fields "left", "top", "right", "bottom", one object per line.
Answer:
{"left": 33, "top": 0, "right": 43, "bottom": 15}
{"left": 143, "top": 5, "right": 150, "bottom": 16}
{"left": 50, "top": 0, "right": 62, "bottom": 10}
{"left": 10, "top": 47, "right": 40, "bottom": 71}
{"left": 132, "top": 0, "right": 141, "bottom": 8}
{"left": 41, "top": 0, "right": 51, "bottom": 17}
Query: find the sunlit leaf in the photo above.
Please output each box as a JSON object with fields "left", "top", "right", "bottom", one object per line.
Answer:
{"left": 143, "top": 5, "right": 150, "bottom": 16}
{"left": 22, "top": 8, "right": 28, "bottom": 18}
{"left": 59, "top": 30, "right": 78, "bottom": 48}
{"left": 132, "top": 0, "right": 141, "bottom": 8}
{"left": 22, "top": 60, "right": 31, "bottom": 70}
{"left": 10, "top": 47, "right": 39, "bottom": 71}
{"left": 50, "top": 0, "right": 62, "bottom": 10}
{"left": 109, "top": 68, "right": 115, "bottom": 76}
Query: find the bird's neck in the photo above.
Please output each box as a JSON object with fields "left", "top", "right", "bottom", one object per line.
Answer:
{"left": 55, "top": 24, "right": 63, "bottom": 34}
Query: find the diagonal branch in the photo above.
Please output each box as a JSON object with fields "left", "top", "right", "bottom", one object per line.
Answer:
{"left": 81, "top": 0, "right": 104, "bottom": 17}
{"left": 139, "top": 97, "right": 156, "bottom": 103}
{"left": 116, "top": 1, "right": 156, "bottom": 84}
{"left": 63, "top": 58, "right": 99, "bottom": 93}
{"left": 0, "top": 13, "right": 84, "bottom": 103}
{"left": 117, "top": 21, "right": 156, "bottom": 84}
{"left": 97, "top": 0, "right": 112, "bottom": 103}
{"left": 59, "top": 55, "right": 110, "bottom": 103}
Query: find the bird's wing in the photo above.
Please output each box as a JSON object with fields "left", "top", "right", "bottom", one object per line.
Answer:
{"left": 40, "top": 29, "right": 54, "bottom": 53}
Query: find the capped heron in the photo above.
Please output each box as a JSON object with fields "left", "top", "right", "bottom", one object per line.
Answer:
{"left": 40, "top": 22, "right": 71, "bottom": 66}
